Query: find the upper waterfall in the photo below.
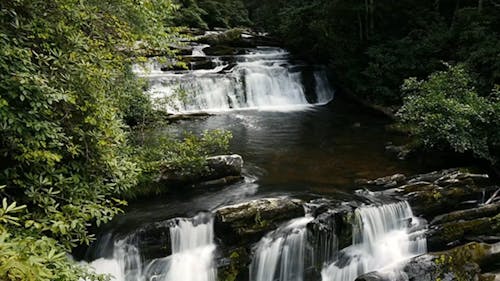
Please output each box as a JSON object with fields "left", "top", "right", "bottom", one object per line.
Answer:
{"left": 134, "top": 47, "right": 334, "bottom": 114}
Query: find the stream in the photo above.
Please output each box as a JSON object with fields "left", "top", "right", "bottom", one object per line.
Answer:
{"left": 83, "top": 43, "right": 432, "bottom": 281}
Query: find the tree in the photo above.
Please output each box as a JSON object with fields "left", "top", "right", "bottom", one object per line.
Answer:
{"left": 397, "top": 64, "right": 500, "bottom": 162}
{"left": 0, "top": 0, "right": 178, "bottom": 279}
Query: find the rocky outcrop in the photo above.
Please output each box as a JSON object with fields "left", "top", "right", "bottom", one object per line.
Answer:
{"left": 197, "top": 28, "right": 280, "bottom": 48}
{"left": 214, "top": 197, "right": 305, "bottom": 246}
{"left": 307, "top": 200, "right": 356, "bottom": 259}
{"left": 356, "top": 242, "right": 499, "bottom": 281}
{"left": 158, "top": 154, "right": 244, "bottom": 189}
{"left": 364, "top": 168, "right": 495, "bottom": 219}
{"left": 426, "top": 203, "right": 500, "bottom": 251}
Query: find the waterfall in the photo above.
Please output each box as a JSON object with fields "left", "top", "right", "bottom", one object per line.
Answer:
{"left": 250, "top": 216, "right": 314, "bottom": 281}
{"left": 135, "top": 47, "right": 334, "bottom": 113}
{"left": 87, "top": 213, "right": 216, "bottom": 281}
{"left": 321, "top": 201, "right": 427, "bottom": 281}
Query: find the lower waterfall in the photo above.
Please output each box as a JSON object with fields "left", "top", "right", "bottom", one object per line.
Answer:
{"left": 250, "top": 216, "right": 314, "bottom": 281}
{"left": 88, "top": 213, "right": 216, "bottom": 281}
{"left": 321, "top": 201, "right": 427, "bottom": 281}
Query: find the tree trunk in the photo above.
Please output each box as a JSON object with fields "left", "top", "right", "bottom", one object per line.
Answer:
{"left": 364, "top": 0, "right": 370, "bottom": 39}
{"left": 478, "top": 0, "right": 483, "bottom": 12}
{"left": 357, "top": 12, "right": 364, "bottom": 41}
{"left": 369, "top": 0, "right": 375, "bottom": 33}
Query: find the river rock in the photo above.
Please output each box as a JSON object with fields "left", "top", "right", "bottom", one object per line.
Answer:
{"left": 427, "top": 211, "right": 500, "bottom": 251}
{"left": 158, "top": 154, "right": 244, "bottom": 188}
{"left": 431, "top": 202, "right": 500, "bottom": 225}
{"left": 197, "top": 28, "right": 256, "bottom": 48}
{"left": 391, "top": 169, "right": 494, "bottom": 219}
{"left": 355, "top": 242, "right": 495, "bottom": 281}
{"left": 214, "top": 198, "right": 305, "bottom": 246}
{"left": 203, "top": 45, "right": 241, "bottom": 56}
{"left": 307, "top": 202, "right": 355, "bottom": 261}
{"left": 206, "top": 154, "right": 243, "bottom": 179}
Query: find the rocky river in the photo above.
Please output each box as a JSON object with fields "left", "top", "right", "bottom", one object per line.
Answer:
{"left": 81, "top": 30, "right": 500, "bottom": 281}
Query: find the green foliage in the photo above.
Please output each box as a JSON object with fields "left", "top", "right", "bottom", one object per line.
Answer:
{"left": 170, "top": 0, "right": 251, "bottom": 29}
{"left": 397, "top": 64, "right": 500, "bottom": 162}
{"left": 133, "top": 129, "right": 233, "bottom": 187}
{"left": 0, "top": 0, "right": 185, "bottom": 280}
{"left": 0, "top": 186, "right": 103, "bottom": 281}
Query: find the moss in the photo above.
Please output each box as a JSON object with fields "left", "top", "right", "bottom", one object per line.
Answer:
{"left": 431, "top": 243, "right": 491, "bottom": 281}
{"left": 218, "top": 248, "right": 249, "bottom": 281}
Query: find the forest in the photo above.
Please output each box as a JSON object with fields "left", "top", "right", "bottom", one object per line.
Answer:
{"left": 0, "top": 0, "right": 499, "bottom": 281}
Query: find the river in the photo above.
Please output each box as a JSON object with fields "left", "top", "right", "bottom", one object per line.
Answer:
{"left": 82, "top": 43, "right": 431, "bottom": 281}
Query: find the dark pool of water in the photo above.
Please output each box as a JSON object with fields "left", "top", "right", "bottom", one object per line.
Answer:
{"left": 97, "top": 97, "right": 432, "bottom": 235}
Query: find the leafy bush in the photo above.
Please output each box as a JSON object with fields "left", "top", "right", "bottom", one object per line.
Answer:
{"left": 0, "top": 0, "right": 180, "bottom": 280}
{"left": 397, "top": 64, "right": 500, "bottom": 162}
{"left": 132, "top": 129, "right": 233, "bottom": 194}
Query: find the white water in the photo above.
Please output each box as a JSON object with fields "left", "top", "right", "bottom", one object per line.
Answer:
{"left": 88, "top": 213, "right": 216, "bottom": 281}
{"left": 321, "top": 201, "right": 427, "bottom": 281}
{"left": 135, "top": 47, "right": 334, "bottom": 113}
{"left": 250, "top": 216, "right": 314, "bottom": 281}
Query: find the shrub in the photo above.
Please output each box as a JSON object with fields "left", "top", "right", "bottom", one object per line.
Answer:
{"left": 397, "top": 64, "right": 500, "bottom": 162}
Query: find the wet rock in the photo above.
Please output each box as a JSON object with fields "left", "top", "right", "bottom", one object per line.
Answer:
{"left": 356, "top": 243, "right": 494, "bottom": 281}
{"left": 198, "top": 28, "right": 255, "bottom": 48}
{"left": 393, "top": 169, "right": 494, "bottom": 219}
{"left": 307, "top": 203, "right": 355, "bottom": 261}
{"left": 214, "top": 198, "right": 305, "bottom": 246}
{"left": 203, "top": 45, "right": 240, "bottom": 56}
{"left": 182, "top": 56, "right": 215, "bottom": 70}
{"left": 122, "top": 220, "right": 175, "bottom": 261}
{"left": 216, "top": 247, "right": 250, "bottom": 281}
{"left": 206, "top": 155, "right": 243, "bottom": 179}
{"left": 431, "top": 202, "right": 500, "bottom": 225}
{"left": 427, "top": 212, "right": 500, "bottom": 251}
{"left": 197, "top": 28, "right": 280, "bottom": 49}
{"left": 359, "top": 174, "right": 407, "bottom": 189}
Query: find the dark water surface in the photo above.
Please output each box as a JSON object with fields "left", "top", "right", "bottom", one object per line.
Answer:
{"left": 100, "top": 97, "right": 430, "bottom": 235}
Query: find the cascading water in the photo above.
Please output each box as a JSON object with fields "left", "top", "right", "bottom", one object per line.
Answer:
{"left": 135, "top": 47, "right": 334, "bottom": 113}
{"left": 87, "top": 213, "right": 216, "bottom": 281}
{"left": 250, "top": 216, "right": 314, "bottom": 281}
{"left": 321, "top": 201, "right": 427, "bottom": 281}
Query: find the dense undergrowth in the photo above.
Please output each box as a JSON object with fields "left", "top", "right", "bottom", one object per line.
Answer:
{"left": 0, "top": 1, "right": 230, "bottom": 280}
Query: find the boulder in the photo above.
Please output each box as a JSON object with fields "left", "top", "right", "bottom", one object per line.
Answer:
{"left": 392, "top": 169, "right": 494, "bottom": 219}
{"left": 158, "top": 154, "right": 244, "bottom": 188}
{"left": 216, "top": 247, "right": 251, "bottom": 281}
{"left": 214, "top": 198, "right": 305, "bottom": 246}
{"left": 203, "top": 45, "right": 241, "bottom": 56}
{"left": 307, "top": 202, "right": 355, "bottom": 264}
{"left": 205, "top": 155, "right": 243, "bottom": 180}
{"left": 431, "top": 202, "right": 500, "bottom": 225}
{"left": 427, "top": 212, "right": 500, "bottom": 251}
{"left": 197, "top": 28, "right": 255, "bottom": 48}
{"left": 355, "top": 243, "right": 495, "bottom": 281}
{"left": 357, "top": 173, "right": 407, "bottom": 189}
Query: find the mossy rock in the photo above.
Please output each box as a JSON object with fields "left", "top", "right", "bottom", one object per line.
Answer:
{"left": 214, "top": 198, "right": 305, "bottom": 246}
{"left": 427, "top": 213, "right": 500, "bottom": 251}
{"left": 217, "top": 247, "right": 250, "bottom": 281}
